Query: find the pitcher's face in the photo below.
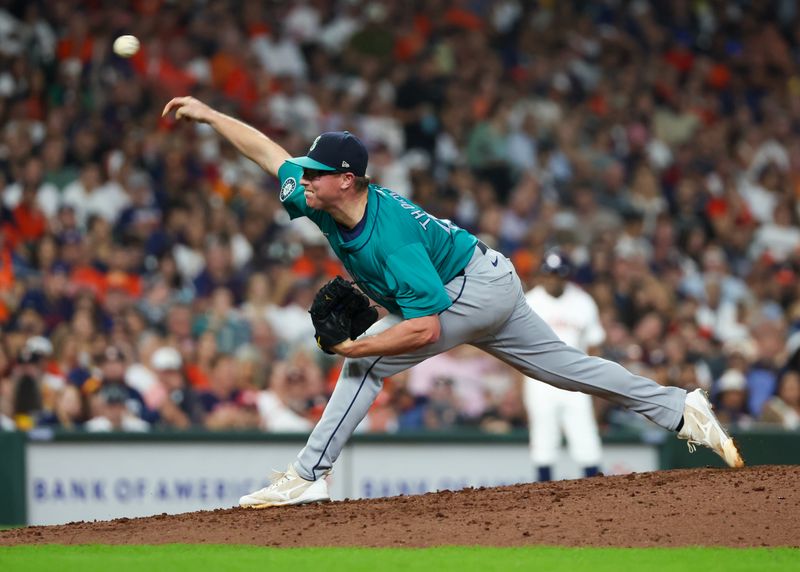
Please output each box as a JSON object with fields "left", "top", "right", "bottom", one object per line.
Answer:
{"left": 301, "top": 169, "right": 348, "bottom": 210}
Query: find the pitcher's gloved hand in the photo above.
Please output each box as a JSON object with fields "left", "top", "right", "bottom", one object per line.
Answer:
{"left": 309, "top": 276, "right": 378, "bottom": 354}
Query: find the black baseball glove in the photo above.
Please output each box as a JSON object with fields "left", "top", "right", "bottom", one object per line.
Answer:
{"left": 309, "top": 276, "right": 379, "bottom": 354}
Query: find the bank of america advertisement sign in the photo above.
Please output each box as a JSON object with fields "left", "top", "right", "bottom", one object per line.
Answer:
{"left": 27, "top": 442, "right": 306, "bottom": 525}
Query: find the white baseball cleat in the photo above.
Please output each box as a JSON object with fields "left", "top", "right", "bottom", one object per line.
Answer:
{"left": 239, "top": 464, "right": 331, "bottom": 508}
{"left": 677, "top": 388, "right": 745, "bottom": 468}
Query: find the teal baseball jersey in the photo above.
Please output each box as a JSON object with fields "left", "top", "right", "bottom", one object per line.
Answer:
{"left": 278, "top": 162, "right": 477, "bottom": 318}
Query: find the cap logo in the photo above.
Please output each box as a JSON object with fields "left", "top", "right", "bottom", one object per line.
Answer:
{"left": 309, "top": 136, "right": 321, "bottom": 152}
{"left": 341, "top": 161, "right": 350, "bottom": 168}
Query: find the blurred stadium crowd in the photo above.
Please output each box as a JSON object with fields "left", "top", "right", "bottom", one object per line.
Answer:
{"left": 2, "top": 0, "right": 800, "bottom": 435}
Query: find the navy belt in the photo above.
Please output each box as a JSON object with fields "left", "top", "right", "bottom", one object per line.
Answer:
{"left": 455, "top": 240, "right": 489, "bottom": 277}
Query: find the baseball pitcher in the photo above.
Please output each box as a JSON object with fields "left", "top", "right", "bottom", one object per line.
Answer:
{"left": 162, "top": 96, "right": 744, "bottom": 508}
{"left": 523, "top": 250, "right": 604, "bottom": 481}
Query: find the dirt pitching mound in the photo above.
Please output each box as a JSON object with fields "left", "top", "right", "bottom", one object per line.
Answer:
{"left": 2, "top": 465, "right": 798, "bottom": 548}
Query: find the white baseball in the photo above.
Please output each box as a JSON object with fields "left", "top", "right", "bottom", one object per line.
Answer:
{"left": 113, "top": 35, "right": 140, "bottom": 58}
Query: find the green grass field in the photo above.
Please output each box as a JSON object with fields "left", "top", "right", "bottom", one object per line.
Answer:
{"left": 0, "top": 545, "right": 797, "bottom": 572}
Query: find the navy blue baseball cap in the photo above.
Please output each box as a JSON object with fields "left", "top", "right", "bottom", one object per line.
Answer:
{"left": 541, "top": 250, "right": 573, "bottom": 278}
{"left": 287, "top": 131, "right": 368, "bottom": 177}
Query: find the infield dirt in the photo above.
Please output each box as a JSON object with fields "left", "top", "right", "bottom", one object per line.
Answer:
{"left": 1, "top": 465, "right": 798, "bottom": 547}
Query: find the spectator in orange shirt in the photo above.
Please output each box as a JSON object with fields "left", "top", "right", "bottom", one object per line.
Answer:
{"left": 0, "top": 232, "right": 17, "bottom": 324}
{"left": 12, "top": 185, "right": 47, "bottom": 244}
{"left": 291, "top": 233, "right": 345, "bottom": 282}
{"left": 184, "top": 330, "right": 216, "bottom": 392}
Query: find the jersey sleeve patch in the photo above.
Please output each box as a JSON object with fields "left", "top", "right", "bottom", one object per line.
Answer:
{"left": 279, "top": 177, "right": 297, "bottom": 202}
{"left": 278, "top": 161, "right": 313, "bottom": 220}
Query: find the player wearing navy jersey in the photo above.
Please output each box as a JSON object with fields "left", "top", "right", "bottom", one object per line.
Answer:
{"left": 162, "top": 96, "right": 744, "bottom": 508}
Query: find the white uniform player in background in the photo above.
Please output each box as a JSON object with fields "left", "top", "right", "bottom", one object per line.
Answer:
{"left": 523, "top": 250, "right": 605, "bottom": 481}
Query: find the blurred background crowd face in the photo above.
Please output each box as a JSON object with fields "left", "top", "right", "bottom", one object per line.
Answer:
{"left": 3, "top": 0, "right": 800, "bottom": 433}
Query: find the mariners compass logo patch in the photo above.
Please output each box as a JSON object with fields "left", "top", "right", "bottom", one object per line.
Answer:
{"left": 280, "top": 178, "right": 297, "bottom": 202}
